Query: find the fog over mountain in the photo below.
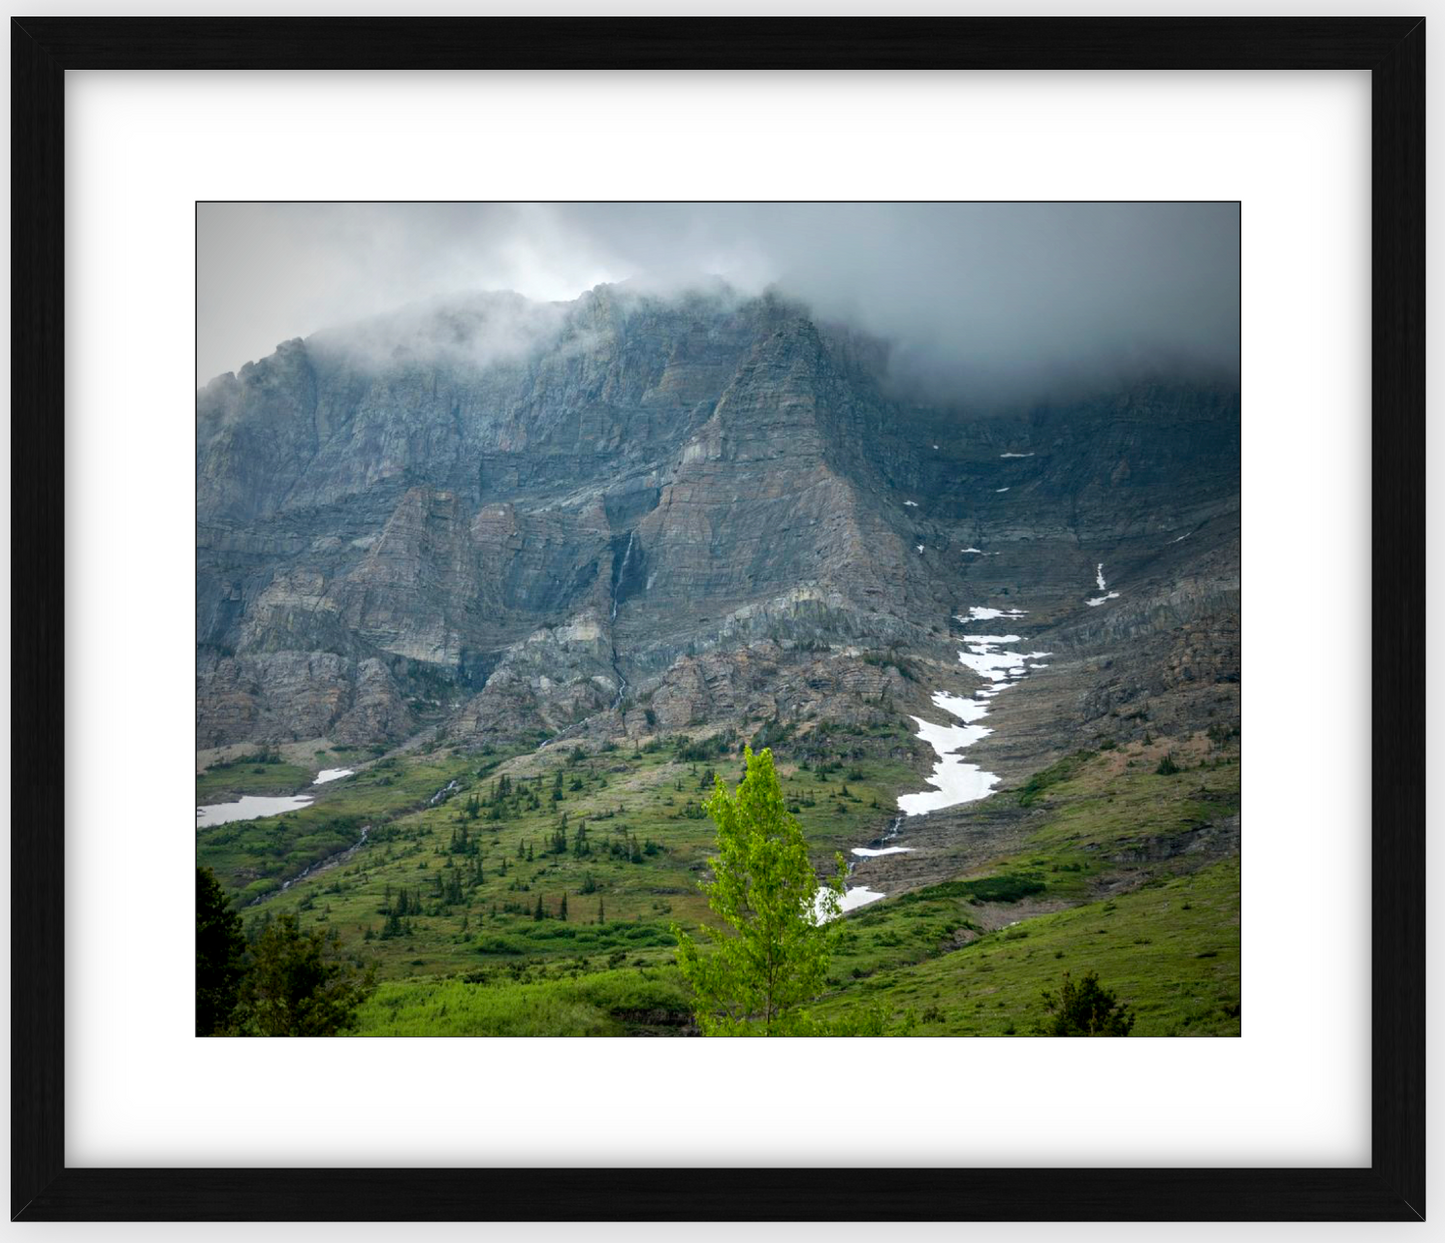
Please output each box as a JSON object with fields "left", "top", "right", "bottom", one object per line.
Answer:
{"left": 198, "top": 203, "right": 1239, "bottom": 405}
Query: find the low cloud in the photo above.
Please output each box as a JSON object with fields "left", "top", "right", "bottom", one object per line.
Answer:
{"left": 199, "top": 202, "right": 1239, "bottom": 407}
{"left": 307, "top": 290, "right": 572, "bottom": 376}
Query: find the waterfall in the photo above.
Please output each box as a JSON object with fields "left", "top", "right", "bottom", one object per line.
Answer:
{"left": 607, "top": 532, "right": 636, "bottom": 712}
{"left": 1087, "top": 562, "right": 1120, "bottom": 607}
{"left": 611, "top": 532, "right": 635, "bottom": 622}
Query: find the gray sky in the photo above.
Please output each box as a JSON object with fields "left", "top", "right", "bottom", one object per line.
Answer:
{"left": 197, "top": 202, "right": 1239, "bottom": 403}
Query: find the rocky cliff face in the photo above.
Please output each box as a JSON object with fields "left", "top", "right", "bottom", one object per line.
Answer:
{"left": 196, "top": 284, "right": 1239, "bottom": 757}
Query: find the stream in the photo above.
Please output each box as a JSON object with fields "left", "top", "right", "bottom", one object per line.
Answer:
{"left": 247, "top": 826, "right": 372, "bottom": 907}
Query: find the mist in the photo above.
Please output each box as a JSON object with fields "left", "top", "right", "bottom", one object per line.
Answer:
{"left": 198, "top": 202, "right": 1239, "bottom": 407}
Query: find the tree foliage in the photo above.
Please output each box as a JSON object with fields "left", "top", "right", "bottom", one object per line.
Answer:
{"left": 672, "top": 746, "right": 846, "bottom": 1035}
{"left": 234, "top": 914, "right": 377, "bottom": 1036}
{"left": 196, "top": 866, "right": 246, "bottom": 1035}
{"left": 1038, "top": 969, "right": 1136, "bottom": 1036}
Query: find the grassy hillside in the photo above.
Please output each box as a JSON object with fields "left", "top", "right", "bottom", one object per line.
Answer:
{"left": 198, "top": 722, "right": 920, "bottom": 981}
{"left": 197, "top": 722, "right": 1239, "bottom": 1035}
{"left": 818, "top": 857, "right": 1239, "bottom": 1035}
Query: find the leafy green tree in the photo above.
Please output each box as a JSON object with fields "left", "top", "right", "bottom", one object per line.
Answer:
{"left": 234, "top": 914, "right": 377, "bottom": 1036}
{"left": 1038, "top": 969, "right": 1136, "bottom": 1036}
{"left": 672, "top": 746, "right": 846, "bottom": 1035}
{"left": 196, "top": 866, "right": 246, "bottom": 1035}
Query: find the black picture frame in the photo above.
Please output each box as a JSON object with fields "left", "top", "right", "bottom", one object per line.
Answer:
{"left": 11, "top": 16, "right": 1424, "bottom": 1222}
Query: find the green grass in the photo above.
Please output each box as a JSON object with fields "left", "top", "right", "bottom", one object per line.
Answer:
{"left": 816, "top": 856, "right": 1240, "bottom": 1035}
{"left": 195, "top": 759, "right": 314, "bottom": 802}
{"left": 808, "top": 735, "right": 1239, "bottom": 1033}
{"left": 197, "top": 749, "right": 505, "bottom": 906}
{"left": 351, "top": 966, "right": 693, "bottom": 1036}
{"left": 200, "top": 720, "right": 1240, "bottom": 1036}
{"left": 1016, "top": 749, "right": 1096, "bottom": 807}
{"left": 202, "top": 728, "right": 919, "bottom": 986}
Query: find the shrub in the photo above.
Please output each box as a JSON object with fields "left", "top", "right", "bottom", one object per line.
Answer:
{"left": 962, "top": 874, "right": 1046, "bottom": 904}
{"left": 1038, "top": 969, "right": 1135, "bottom": 1037}
{"left": 473, "top": 936, "right": 527, "bottom": 956}
{"left": 1017, "top": 751, "right": 1097, "bottom": 807}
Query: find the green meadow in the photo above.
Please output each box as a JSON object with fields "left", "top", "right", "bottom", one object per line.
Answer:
{"left": 197, "top": 721, "right": 1239, "bottom": 1036}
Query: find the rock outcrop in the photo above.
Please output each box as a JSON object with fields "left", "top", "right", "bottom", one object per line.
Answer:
{"left": 197, "top": 283, "right": 1239, "bottom": 755}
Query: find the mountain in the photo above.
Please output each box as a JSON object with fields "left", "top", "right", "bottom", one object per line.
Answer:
{"left": 198, "top": 283, "right": 1237, "bottom": 775}
{"left": 195, "top": 282, "right": 1242, "bottom": 1034}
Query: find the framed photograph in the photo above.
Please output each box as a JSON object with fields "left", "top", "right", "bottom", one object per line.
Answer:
{"left": 12, "top": 16, "right": 1423, "bottom": 1222}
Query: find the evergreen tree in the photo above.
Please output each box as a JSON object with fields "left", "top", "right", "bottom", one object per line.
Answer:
{"left": 196, "top": 866, "right": 246, "bottom": 1035}
{"left": 560, "top": 892, "right": 568, "bottom": 921}
{"left": 534, "top": 894, "right": 545, "bottom": 921}
{"left": 1038, "top": 970, "right": 1136, "bottom": 1036}
{"left": 234, "top": 914, "right": 377, "bottom": 1036}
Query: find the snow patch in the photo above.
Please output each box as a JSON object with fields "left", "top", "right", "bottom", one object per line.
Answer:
{"left": 313, "top": 768, "right": 354, "bottom": 785}
{"left": 932, "top": 690, "right": 990, "bottom": 723}
{"left": 197, "top": 794, "right": 315, "bottom": 829}
{"left": 1086, "top": 563, "right": 1119, "bottom": 606}
{"left": 825, "top": 609, "right": 1054, "bottom": 911}
{"left": 896, "top": 715, "right": 999, "bottom": 815}
{"left": 959, "top": 606, "right": 1027, "bottom": 622}
{"left": 1000, "top": 452, "right": 1035, "bottom": 458}
{"left": 815, "top": 886, "right": 886, "bottom": 922}
{"left": 898, "top": 629, "right": 1050, "bottom": 814}
{"left": 958, "top": 632, "right": 1052, "bottom": 683}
